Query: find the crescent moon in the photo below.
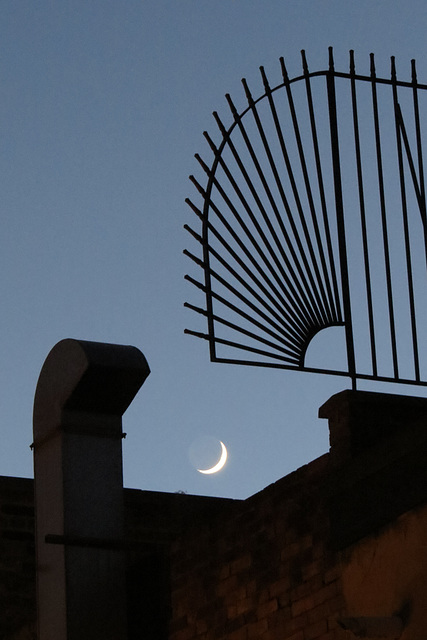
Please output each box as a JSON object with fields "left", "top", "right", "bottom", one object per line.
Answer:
{"left": 197, "top": 441, "right": 228, "bottom": 474}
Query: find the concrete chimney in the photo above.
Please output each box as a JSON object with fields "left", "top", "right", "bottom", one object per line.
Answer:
{"left": 32, "top": 339, "right": 150, "bottom": 640}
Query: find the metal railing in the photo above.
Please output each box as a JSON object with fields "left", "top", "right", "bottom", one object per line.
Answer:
{"left": 185, "top": 48, "right": 427, "bottom": 391}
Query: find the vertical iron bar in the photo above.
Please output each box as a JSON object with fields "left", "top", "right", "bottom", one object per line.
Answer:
{"left": 256, "top": 69, "right": 333, "bottom": 326}
{"left": 391, "top": 57, "right": 420, "bottom": 381}
{"left": 198, "top": 182, "right": 218, "bottom": 362}
{"left": 222, "top": 97, "right": 325, "bottom": 328}
{"left": 370, "top": 53, "right": 399, "bottom": 379}
{"left": 326, "top": 47, "right": 357, "bottom": 388}
{"left": 349, "top": 50, "right": 378, "bottom": 378}
{"left": 237, "top": 84, "right": 324, "bottom": 331}
{"left": 301, "top": 50, "right": 343, "bottom": 324}
{"left": 278, "top": 60, "right": 333, "bottom": 325}
{"left": 411, "top": 59, "right": 427, "bottom": 269}
{"left": 203, "top": 128, "right": 318, "bottom": 330}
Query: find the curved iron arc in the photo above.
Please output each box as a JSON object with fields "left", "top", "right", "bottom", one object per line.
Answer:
{"left": 185, "top": 49, "right": 427, "bottom": 390}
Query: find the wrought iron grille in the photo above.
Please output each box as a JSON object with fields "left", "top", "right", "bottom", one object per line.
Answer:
{"left": 184, "top": 48, "right": 427, "bottom": 390}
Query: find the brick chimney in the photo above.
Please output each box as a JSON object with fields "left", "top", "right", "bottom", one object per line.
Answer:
{"left": 32, "top": 339, "right": 150, "bottom": 640}
{"left": 319, "top": 389, "right": 427, "bottom": 549}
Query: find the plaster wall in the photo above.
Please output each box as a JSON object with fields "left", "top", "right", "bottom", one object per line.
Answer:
{"left": 342, "top": 504, "right": 427, "bottom": 639}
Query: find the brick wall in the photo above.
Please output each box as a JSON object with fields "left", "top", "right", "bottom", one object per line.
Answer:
{"left": 168, "top": 390, "right": 427, "bottom": 640}
{"left": 169, "top": 454, "right": 346, "bottom": 640}
{"left": 0, "top": 478, "right": 232, "bottom": 640}
{"left": 0, "top": 477, "right": 35, "bottom": 640}
{"left": 3, "top": 390, "right": 427, "bottom": 639}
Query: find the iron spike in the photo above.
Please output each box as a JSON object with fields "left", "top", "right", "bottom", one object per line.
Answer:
{"left": 184, "top": 224, "right": 203, "bottom": 244}
{"left": 213, "top": 111, "right": 227, "bottom": 135}
{"left": 242, "top": 77, "right": 253, "bottom": 104}
{"left": 183, "top": 302, "right": 208, "bottom": 317}
{"left": 194, "top": 153, "right": 211, "bottom": 175}
{"left": 189, "top": 174, "right": 206, "bottom": 196}
{"left": 328, "top": 46, "right": 334, "bottom": 72}
{"left": 185, "top": 198, "right": 203, "bottom": 218}
{"left": 203, "top": 131, "right": 218, "bottom": 153}
{"left": 279, "top": 57, "right": 289, "bottom": 83}
{"left": 391, "top": 56, "right": 397, "bottom": 82}
{"left": 301, "top": 50, "right": 309, "bottom": 75}
{"left": 411, "top": 59, "right": 417, "bottom": 84}
{"left": 225, "top": 93, "right": 239, "bottom": 118}
{"left": 184, "top": 274, "right": 206, "bottom": 292}
{"left": 259, "top": 66, "right": 270, "bottom": 91}
{"left": 183, "top": 249, "right": 204, "bottom": 268}
{"left": 349, "top": 50, "right": 355, "bottom": 75}
{"left": 183, "top": 328, "right": 210, "bottom": 340}
{"left": 370, "top": 52, "right": 376, "bottom": 77}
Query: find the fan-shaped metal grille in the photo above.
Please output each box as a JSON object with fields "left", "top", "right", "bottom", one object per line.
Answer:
{"left": 185, "top": 48, "right": 427, "bottom": 390}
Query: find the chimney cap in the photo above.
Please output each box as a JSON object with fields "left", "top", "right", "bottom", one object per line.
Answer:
{"left": 33, "top": 339, "right": 150, "bottom": 435}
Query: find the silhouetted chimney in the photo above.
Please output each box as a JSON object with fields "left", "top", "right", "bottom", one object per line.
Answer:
{"left": 33, "top": 339, "right": 150, "bottom": 640}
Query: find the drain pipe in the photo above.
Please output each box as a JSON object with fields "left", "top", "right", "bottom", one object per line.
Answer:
{"left": 33, "top": 339, "right": 150, "bottom": 640}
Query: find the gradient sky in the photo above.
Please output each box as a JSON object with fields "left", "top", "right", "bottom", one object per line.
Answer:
{"left": 2, "top": 1, "right": 427, "bottom": 499}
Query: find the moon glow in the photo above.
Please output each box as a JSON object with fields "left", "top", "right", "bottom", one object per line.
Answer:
{"left": 197, "top": 441, "right": 228, "bottom": 474}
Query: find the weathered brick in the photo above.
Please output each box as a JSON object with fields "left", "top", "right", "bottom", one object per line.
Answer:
{"left": 291, "top": 583, "right": 338, "bottom": 618}
{"left": 312, "top": 543, "right": 325, "bottom": 561}
{"left": 304, "top": 619, "right": 328, "bottom": 640}
{"left": 236, "top": 596, "right": 254, "bottom": 616}
{"left": 302, "top": 559, "right": 323, "bottom": 581}
{"left": 196, "top": 619, "right": 208, "bottom": 634}
{"left": 170, "top": 624, "right": 197, "bottom": 640}
{"left": 257, "top": 597, "right": 278, "bottom": 619}
{"left": 246, "top": 579, "right": 257, "bottom": 596}
{"left": 269, "top": 575, "right": 291, "bottom": 599}
{"left": 323, "top": 566, "right": 340, "bottom": 584}
{"left": 266, "top": 605, "right": 292, "bottom": 631}
{"left": 218, "top": 563, "right": 231, "bottom": 581}
{"left": 226, "top": 614, "right": 248, "bottom": 634}
{"left": 169, "top": 615, "right": 189, "bottom": 633}
{"left": 315, "top": 632, "right": 338, "bottom": 640}
{"left": 278, "top": 591, "right": 291, "bottom": 609}
{"left": 228, "top": 627, "right": 248, "bottom": 640}
{"left": 247, "top": 618, "right": 268, "bottom": 638}
{"left": 283, "top": 631, "right": 304, "bottom": 640}
{"left": 324, "top": 594, "right": 346, "bottom": 619}
{"left": 327, "top": 610, "right": 347, "bottom": 630}
{"left": 228, "top": 604, "right": 238, "bottom": 619}
{"left": 306, "top": 601, "right": 332, "bottom": 625}
{"left": 291, "top": 596, "right": 314, "bottom": 618}
{"left": 216, "top": 574, "right": 238, "bottom": 598}
{"left": 282, "top": 613, "right": 308, "bottom": 636}
{"left": 257, "top": 588, "right": 270, "bottom": 604}
{"left": 281, "top": 541, "right": 303, "bottom": 561}
{"left": 231, "top": 554, "right": 252, "bottom": 574}
{"left": 290, "top": 575, "right": 323, "bottom": 603}
{"left": 262, "top": 628, "right": 292, "bottom": 640}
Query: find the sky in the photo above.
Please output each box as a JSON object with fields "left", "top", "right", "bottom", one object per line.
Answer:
{"left": 2, "top": 1, "right": 427, "bottom": 500}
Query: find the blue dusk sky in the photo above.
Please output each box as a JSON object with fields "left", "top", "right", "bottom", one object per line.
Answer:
{"left": 2, "top": 1, "right": 427, "bottom": 499}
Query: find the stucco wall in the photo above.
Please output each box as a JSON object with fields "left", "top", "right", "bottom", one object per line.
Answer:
{"left": 342, "top": 504, "right": 427, "bottom": 640}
